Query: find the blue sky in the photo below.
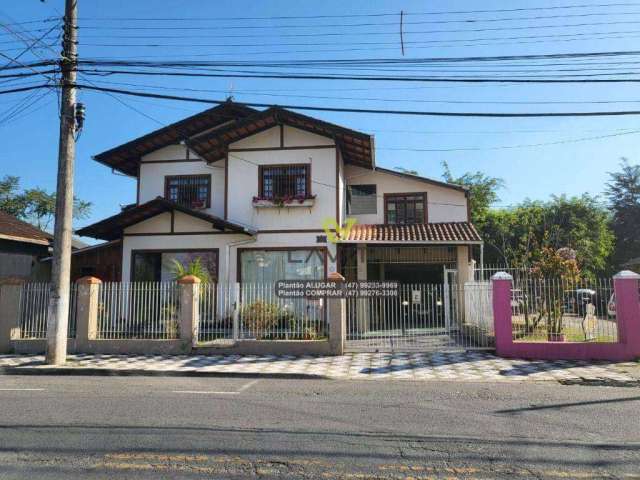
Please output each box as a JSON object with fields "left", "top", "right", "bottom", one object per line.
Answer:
{"left": 1, "top": 0, "right": 639, "bottom": 240}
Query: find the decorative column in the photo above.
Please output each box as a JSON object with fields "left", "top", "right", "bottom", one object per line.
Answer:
{"left": 75, "top": 276, "right": 102, "bottom": 352}
{"left": 178, "top": 275, "right": 201, "bottom": 349}
{"left": 613, "top": 270, "right": 640, "bottom": 352}
{"left": 0, "top": 278, "right": 24, "bottom": 353}
{"left": 328, "top": 271, "right": 346, "bottom": 355}
{"left": 491, "top": 272, "right": 514, "bottom": 356}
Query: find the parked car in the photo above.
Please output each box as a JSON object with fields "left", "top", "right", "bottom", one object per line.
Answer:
{"left": 563, "top": 289, "right": 596, "bottom": 316}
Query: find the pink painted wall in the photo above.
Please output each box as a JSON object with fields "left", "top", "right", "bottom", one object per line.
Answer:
{"left": 492, "top": 271, "right": 640, "bottom": 361}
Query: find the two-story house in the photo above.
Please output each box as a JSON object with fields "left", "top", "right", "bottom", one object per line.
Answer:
{"left": 77, "top": 102, "right": 482, "bottom": 289}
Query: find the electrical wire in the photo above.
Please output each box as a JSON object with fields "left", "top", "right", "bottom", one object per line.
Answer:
{"left": 76, "top": 3, "right": 640, "bottom": 21}
{"left": 80, "top": 78, "right": 640, "bottom": 105}
{"left": 70, "top": 83, "right": 640, "bottom": 117}
{"left": 76, "top": 67, "right": 640, "bottom": 83}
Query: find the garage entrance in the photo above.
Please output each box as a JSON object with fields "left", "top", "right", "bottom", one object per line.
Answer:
{"left": 339, "top": 245, "right": 492, "bottom": 352}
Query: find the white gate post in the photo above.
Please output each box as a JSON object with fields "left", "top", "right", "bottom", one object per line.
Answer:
{"left": 443, "top": 267, "right": 451, "bottom": 331}
{"left": 232, "top": 282, "right": 240, "bottom": 341}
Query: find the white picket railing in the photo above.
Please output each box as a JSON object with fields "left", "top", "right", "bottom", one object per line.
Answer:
{"left": 97, "top": 282, "right": 180, "bottom": 339}
{"left": 197, "top": 283, "right": 327, "bottom": 343}
{"left": 18, "top": 283, "right": 77, "bottom": 339}
{"left": 345, "top": 283, "right": 494, "bottom": 352}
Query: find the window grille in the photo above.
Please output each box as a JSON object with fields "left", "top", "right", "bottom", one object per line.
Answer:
{"left": 165, "top": 175, "right": 210, "bottom": 209}
{"left": 259, "top": 165, "right": 310, "bottom": 199}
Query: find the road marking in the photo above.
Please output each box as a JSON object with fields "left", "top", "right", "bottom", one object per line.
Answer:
{"left": 171, "top": 379, "right": 259, "bottom": 395}
{"left": 0, "top": 388, "right": 45, "bottom": 391}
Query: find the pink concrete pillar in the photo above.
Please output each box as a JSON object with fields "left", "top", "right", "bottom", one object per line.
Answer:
{"left": 492, "top": 272, "right": 514, "bottom": 355}
{"left": 613, "top": 270, "right": 640, "bottom": 355}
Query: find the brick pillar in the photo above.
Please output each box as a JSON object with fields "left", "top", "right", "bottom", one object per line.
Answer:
{"left": 75, "top": 276, "right": 101, "bottom": 352}
{"left": 0, "top": 278, "right": 24, "bottom": 353}
{"left": 328, "top": 271, "right": 346, "bottom": 355}
{"left": 492, "top": 272, "right": 513, "bottom": 356}
{"left": 613, "top": 270, "right": 640, "bottom": 353}
{"left": 178, "top": 275, "right": 201, "bottom": 349}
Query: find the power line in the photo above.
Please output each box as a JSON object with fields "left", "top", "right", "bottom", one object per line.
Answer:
{"left": 73, "top": 27, "right": 640, "bottom": 45}
{"left": 78, "top": 49, "right": 640, "bottom": 64}
{"left": 379, "top": 129, "right": 640, "bottom": 151}
{"left": 71, "top": 84, "right": 640, "bottom": 117}
{"left": 75, "top": 3, "right": 640, "bottom": 21}
{"left": 72, "top": 19, "right": 640, "bottom": 37}
{"left": 77, "top": 67, "right": 640, "bottom": 83}
{"left": 81, "top": 78, "right": 640, "bottom": 105}
{"left": 72, "top": 10, "right": 640, "bottom": 31}
{"left": 0, "top": 84, "right": 52, "bottom": 95}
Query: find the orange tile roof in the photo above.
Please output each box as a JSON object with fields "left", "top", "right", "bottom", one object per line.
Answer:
{"left": 344, "top": 222, "right": 481, "bottom": 243}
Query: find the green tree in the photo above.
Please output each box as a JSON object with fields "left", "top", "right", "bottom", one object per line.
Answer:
{"left": 482, "top": 195, "right": 614, "bottom": 277}
{"left": 0, "top": 175, "right": 92, "bottom": 230}
{"left": 441, "top": 161, "right": 505, "bottom": 227}
{"left": 393, "top": 166, "right": 419, "bottom": 175}
{"left": 606, "top": 159, "right": 640, "bottom": 268}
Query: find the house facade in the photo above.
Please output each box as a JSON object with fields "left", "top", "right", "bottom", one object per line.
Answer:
{"left": 0, "top": 211, "right": 52, "bottom": 281}
{"left": 77, "top": 103, "right": 481, "bottom": 289}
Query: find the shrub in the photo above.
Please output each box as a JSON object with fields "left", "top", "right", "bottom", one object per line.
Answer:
{"left": 240, "top": 300, "right": 281, "bottom": 339}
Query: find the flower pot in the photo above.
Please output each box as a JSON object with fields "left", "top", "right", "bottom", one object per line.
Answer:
{"left": 547, "top": 332, "right": 566, "bottom": 342}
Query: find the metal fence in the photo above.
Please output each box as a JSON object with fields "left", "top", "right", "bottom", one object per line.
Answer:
{"left": 97, "top": 282, "right": 180, "bottom": 339}
{"left": 511, "top": 277, "right": 617, "bottom": 343}
{"left": 464, "top": 281, "right": 494, "bottom": 336}
{"left": 475, "top": 265, "right": 532, "bottom": 282}
{"left": 197, "top": 283, "right": 327, "bottom": 343}
{"left": 18, "top": 282, "right": 77, "bottom": 339}
{"left": 346, "top": 283, "right": 494, "bottom": 352}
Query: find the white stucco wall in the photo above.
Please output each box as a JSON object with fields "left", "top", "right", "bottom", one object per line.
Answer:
{"left": 138, "top": 145, "right": 225, "bottom": 218}
{"left": 229, "top": 126, "right": 280, "bottom": 149}
{"left": 226, "top": 126, "right": 337, "bottom": 230}
{"left": 344, "top": 165, "right": 468, "bottom": 224}
{"left": 124, "top": 212, "right": 172, "bottom": 234}
{"left": 283, "top": 125, "right": 333, "bottom": 147}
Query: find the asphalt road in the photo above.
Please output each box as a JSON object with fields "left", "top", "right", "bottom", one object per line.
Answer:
{"left": 0, "top": 375, "right": 638, "bottom": 479}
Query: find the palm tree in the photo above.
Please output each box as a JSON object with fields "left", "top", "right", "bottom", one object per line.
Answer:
{"left": 171, "top": 258, "right": 210, "bottom": 283}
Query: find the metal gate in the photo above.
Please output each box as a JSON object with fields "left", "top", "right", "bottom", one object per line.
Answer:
{"left": 345, "top": 280, "right": 494, "bottom": 353}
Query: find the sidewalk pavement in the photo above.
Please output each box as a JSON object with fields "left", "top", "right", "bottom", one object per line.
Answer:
{"left": 1, "top": 352, "right": 639, "bottom": 384}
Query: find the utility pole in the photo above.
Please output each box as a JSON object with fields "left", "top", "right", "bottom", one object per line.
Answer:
{"left": 46, "top": 0, "right": 78, "bottom": 365}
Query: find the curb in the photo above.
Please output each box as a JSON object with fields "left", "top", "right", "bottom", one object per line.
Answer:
{"left": 0, "top": 366, "right": 329, "bottom": 380}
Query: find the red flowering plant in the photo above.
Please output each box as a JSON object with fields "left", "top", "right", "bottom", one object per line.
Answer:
{"left": 252, "top": 194, "right": 316, "bottom": 207}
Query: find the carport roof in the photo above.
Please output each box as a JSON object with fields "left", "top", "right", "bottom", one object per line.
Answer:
{"left": 342, "top": 222, "right": 482, "bottom": 244}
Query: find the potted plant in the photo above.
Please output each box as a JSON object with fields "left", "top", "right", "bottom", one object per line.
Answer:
{"left": 531, "top": 246, "right": 581, "bottom": 343}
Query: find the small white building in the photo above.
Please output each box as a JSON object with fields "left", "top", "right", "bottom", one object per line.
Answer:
{"left": 78, "top": 103, "right": 481, "bottom": 288}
